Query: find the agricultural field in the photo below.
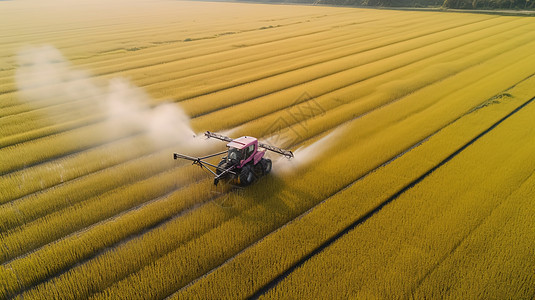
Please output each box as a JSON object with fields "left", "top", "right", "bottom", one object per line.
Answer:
{"left": 1, "top": 0, "right": 535, "bottom": 298}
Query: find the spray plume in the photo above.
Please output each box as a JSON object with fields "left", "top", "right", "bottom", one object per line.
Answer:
{"left": 272, "top": 125, "right": 346, "bottom": 176}
{"left": 15, "top": 45, "right": 199, "bottom": 148}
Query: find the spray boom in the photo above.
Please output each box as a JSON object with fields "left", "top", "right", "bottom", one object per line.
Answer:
{"left": 204, "top": 131, "right": 293, "bottom": 158}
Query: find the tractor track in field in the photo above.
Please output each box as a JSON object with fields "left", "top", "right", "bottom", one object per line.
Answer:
{"left": 407, "top": 143, "right": 535, "bottom": 297}
{"left": 248, "top": 92, "right": 535, "bottom": 299}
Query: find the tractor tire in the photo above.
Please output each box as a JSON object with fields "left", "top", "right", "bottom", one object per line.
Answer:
{"left": 239, "top": 165, "right": 255, "bottom": 186}
{"left": 261, "top": 158, "right": 272, "bottom": 175}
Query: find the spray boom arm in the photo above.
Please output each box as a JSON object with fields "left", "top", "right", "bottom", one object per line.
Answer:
{"left": 204, "top": 131, "right": 293, "bottom": 158}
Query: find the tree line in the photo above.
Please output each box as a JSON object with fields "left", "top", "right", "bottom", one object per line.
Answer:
{"left": 241, "top": 0, "right": 534, "bottom": 10}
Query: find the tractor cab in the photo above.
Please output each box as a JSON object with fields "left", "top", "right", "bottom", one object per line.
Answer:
{"left": 226, "top": 136, "right": 258, "bottom": 168}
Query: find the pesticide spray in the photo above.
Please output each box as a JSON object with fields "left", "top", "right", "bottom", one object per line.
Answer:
{"left": 272, "top": 125, "right": 346, "bottom": 176}
{"left": 15, "top": 45, "right": 199, "bottom": 148}
{"left": 14, "top": 44, "right": 338, "bottom": 180}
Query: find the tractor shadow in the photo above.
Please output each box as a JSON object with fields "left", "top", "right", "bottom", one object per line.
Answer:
{"left": 224, "top": 172, "right": 316, "bottom": 229}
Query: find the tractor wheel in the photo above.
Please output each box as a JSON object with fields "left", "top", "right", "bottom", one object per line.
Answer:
{"left": 261, "top": 158, "right": 272, "bottom": 174}
{"left": 239, "top": 165, "right": 255, "bottom": 186}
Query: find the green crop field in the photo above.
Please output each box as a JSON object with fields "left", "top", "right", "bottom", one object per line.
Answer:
{"left": 1, "top": 0, "right": 534, "bottom": 298}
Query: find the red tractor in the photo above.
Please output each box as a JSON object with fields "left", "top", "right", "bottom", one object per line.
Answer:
{"left": 173, "top": 131, "right": 293, "bottom": 186}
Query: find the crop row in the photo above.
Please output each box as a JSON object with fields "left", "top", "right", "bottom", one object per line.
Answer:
{"left": 172, "top": 67, "right": 535, "bottom": 300}
{"left": 5, "top": 14, "right": 535, "bottom": 286}
{"left": 414, "top": 171, "right": 535, "bottom": 299}
{"left": 262, "top": 84, "right": 535, "bottom": 298}
{"left": 86, "top": 37, "right": 535, "bottom": 299}
{"left": 11, "top": 183, "right": 253, "bottom": 299}
{"left": 1, "top": 14, "right": 508, "bottom": 207}
{"left": 6, "top": 79, "right": 527, "bottom": 298}
{"left": 238, "top": 36, "right": 535, "bottom": 154}
{"left": 0, "top": 11, "right": 446, "bottom": 147}
{"left": 0, "top": 6, "right": 370, "bottom": 98}
{"left": 0, "top": 11, "right": 450, "bottom": 116}
{"left": 2, "top": 5, "right": 534, "bottom": 299}
{"left": 0, "top": 143, "right": 189, "bottom": 231}
{"left": 0, "top": 1, "right": 324, "bottom": 57}
{"left": 77, "top": 55, "right": 535, "bottom": 299}
{"left": 0, "top": 12, "right": 429, "bottom": 127}
{"left": 0, "top": 90, "right": 367, "bottom": 295}
{"left": 1, "top": 113, "right": 343, "bottom": 298}
{"left": 0, "top": 12, "right": 467, "bottom": 164}
{"left": 0, "top": 175, "right": 215, "bottom": 299}
{"left": 131, "top": 15, "right": 500, "bottom": 114}
{"left": 193, "top": 20, "right": 535, "bottom": 132}
{"left": 0, "top": 118, "right": 149, "bottom": 177}
{"left": 108, "top": 13, "right": 453, "bottom": 102}
{"left": 0, "top": 161, "right": 206, "bottom": 262}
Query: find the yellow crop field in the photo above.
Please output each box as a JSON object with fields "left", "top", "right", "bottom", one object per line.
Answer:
{"left": 1, "top": 0, "right": 534, "bottom": 299}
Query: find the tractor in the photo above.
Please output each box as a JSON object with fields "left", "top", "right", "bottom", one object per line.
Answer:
{"left": 173, "top": 131, "right": 293, "bottom": 186}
